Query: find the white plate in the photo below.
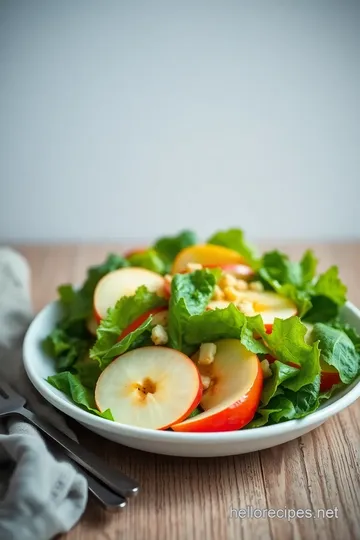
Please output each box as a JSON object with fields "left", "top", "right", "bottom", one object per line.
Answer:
{"left": 23, "top": 301, "right": 360, "bottom": 457}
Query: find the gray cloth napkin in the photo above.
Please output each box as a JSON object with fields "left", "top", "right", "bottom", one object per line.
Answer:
{"left": 0, "top": 248, "right": 87, "bottom": 540}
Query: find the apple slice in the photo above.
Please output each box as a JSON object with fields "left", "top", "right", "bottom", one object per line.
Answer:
{"left": 207, "top": 291, "right": 297, "bottom": 331}
{"left": 94, "top": 268, "right": 166, "bottom": 321}
{"left": 123, "top": 247, "right": 148, "bottom": 258}
{"left": 172, "top": 339, "right": 263, "bottom": 432}
{"left": 172, "top": 244, "right": 246, "bottom": 274}
{"left": 119, "top": 308, "right": 168, "bottom": 340}
{"left": 204, "top": 263, "right": 254, "bottom": 280}
{"left": 95, "top": 347, "right": 202, "bottom": 429}
{"left": 319, "top": 361, "right": 340, "bottom": 391}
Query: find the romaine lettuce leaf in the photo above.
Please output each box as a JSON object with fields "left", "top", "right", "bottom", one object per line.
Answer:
{"left": 247, "top": 377, "right": 320, "bottom": 428}
{"left": 167, "top": 269, "right": 220, "bottom": 351}
{"left": 248, "top": 315, "right": 321, "bottom": 391}
{"left": 183, "top": 303, "right": 268, "bottom": 354}
{"left": 258, "top": 250, "right": 347, "bottom": 321}
{"left": 207, "top": 228, "right": 259, "bottom": 269}
{"left": 154, "top": 230, "right": 197, "bottom": 263}
{"left": 261, "top": 360, "right": 299, "bottom": 406}
{"left": 258, "top": 250, "right": 317, "bottom": 317}
{"left": 59, "top": 254, "right": 129, "bottom": 325}
{"left": 311, "top": 323, "right": 360, "bottom": 384}
{"left": 127, "top": 249, "right": 168, "bottom": 275}
{"left": 42, "top": 328, "right": 90, "bottom": 371}
{"left": 47, "top": 372, "right": 113, "bottom": 420}
{"left": 90, "top": 286, "right": 166, "bottom": 369}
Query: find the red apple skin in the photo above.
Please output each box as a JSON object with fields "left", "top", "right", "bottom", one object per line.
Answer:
{"left": 172, "top": 359, "right": 263, "bottom": 432}
{"left": 119, "top": 307, "right": 167, "bottom": 340}
{"left": 320, "top": 363, "right": 341, "bottom": 392}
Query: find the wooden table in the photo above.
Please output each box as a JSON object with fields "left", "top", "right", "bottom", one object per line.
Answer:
{"left": 16, "top": 243, "right": 360, "bottom": 540}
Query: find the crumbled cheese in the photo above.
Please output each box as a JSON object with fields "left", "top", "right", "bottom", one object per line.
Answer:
{"left": 186, "top": 262, "right": 203, "bottom": 272}
{"left": 260, "top": 359, "right": 272, "bottom": 379}
{"left": 223, "top": 286, "right": 240, "bottom": 302}
{"left": 249, "top": 281, "right": 264, "bottom": 292}
{"left": 234, "top": 279, "right": 248, "bottom": 291}
{"left": 219, "top": 272, "right": 237, "bottom": 289}
{"left": 151, "top": 324, "right": 168, "bottom": 346}
{"left": 198, "top": 342, "right": 217, "bottom": 365}
{"left": 237, "top": 300, "right": 255, "bottom": 316}
{"left": 212, "top": 284, "right": 225, "bottom": 301}
{"left": 200, "top": 375, "right": 212, "bottom": 390}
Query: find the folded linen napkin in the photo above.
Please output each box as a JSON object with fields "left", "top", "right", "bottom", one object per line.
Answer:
{"left": 0, "top": 248, "right": 87, "bottom": 540}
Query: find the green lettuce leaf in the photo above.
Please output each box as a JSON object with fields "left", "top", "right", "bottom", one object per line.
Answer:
{"left": 59, "top": 254, "right": 129, "bottom": 325}
{"left": 261, "top": 360, "right": 299, "bottom": 406}
{"left": 72, "top": 355, "right": 102, "bottom": 390}
{"left": 167, "top": 269, "right": 220, "bottom": 351}
{"left": 248, "top": 315, "right": 321, "bottom": 391}
{"left": 90, "top": 286, "right": 166, "bottom": 369}
{"left": 247, "top": 378, "right": 320, "bottom": 428}
{"left": 154, "top": 230, "right": 197, "bottom": 263}
{"left": 127, "top": 249, "right": 168, "bottom": 275}
{"left": 258, "top": 251, "right": 347, "bottom": 322}
{"left": 311, "top": 323, "right": 360, "bottom": 384}
{"left": 42, "top": 328, "right": 90, "bottom": 371}
{"left": 304, "top": 267, "right": 347, "bottom": 322}
{"left": 47, "top": 372, "right": 113, "bottom": 420}
{"left": 329, "top": 320, "right": 360, "bottom": 352}
{"left": 313, "top": 266, "right": 347, "bottom": 305}
{"left": 183, "top": 303, "right": 268, "bottom": 354}
{"left": 258, "top": 250, "right": 317, "bottom": 317}
{"left": 207, "top": 228, "right": 259, "bottom": 269}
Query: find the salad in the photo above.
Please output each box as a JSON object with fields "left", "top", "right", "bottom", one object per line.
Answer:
{"left": 43, "top": 229, "right": 360, "bottom": 432}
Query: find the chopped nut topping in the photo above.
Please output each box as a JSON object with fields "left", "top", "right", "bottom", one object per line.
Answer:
{"left": 219, "top": 272, "right": 237, "bottom": 289}
{"left": 237, "top": 300, "right": 255, "bottom": 316}
{"left": 185, "top": 262, "right": 203, "bottom": 272}
{"left": 151, "top": 324, "right": 168, "bottom": 346}
{"left": 200, "top": 375, "right": 212, "bottom": 390}
{"left": 198, "top": 342, "right": 217, "bottom": 365}
{"left": 260, "top": 359, "right": 272, "bottom": 379}
{"left": 234, "top": 279, "right": 248, "bottom": 291}
{"left": 223, "top": 286, "right": 240, "bottom": 302}
{"left": 249, "top": 281, "right": 264, "bottom": 292}
{"left": 212, "top": 285, "right": 225, "bottom": 301}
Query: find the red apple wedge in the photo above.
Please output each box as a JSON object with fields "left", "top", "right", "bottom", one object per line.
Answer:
{"left": 207, "top": 291, "right": 297, "bottom": 331}
{"left": 95, "top": 347, "right": 202, "bottom": 429}
{"left": 172, "top": 244, "right": 246, "bottom": 274}
{"left": 119, "top": 308, "right": 168, "bottom": 340}
{"left": 94, "top": 267, "right": 166, "bottom": 321}
{"left": 172, "top": 339, "right": 263, "bottom": 432}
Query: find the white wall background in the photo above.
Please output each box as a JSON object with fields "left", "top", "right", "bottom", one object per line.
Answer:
{"left": 0, "top": 0, "right": 359, "bottom": 243}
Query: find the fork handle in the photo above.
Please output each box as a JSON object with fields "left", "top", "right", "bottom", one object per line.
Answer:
{"left": 17, "top": 407, "right": 139, "bottom": 498}
{"left": 81, "top": 469, "right": 127, "bottom": 510}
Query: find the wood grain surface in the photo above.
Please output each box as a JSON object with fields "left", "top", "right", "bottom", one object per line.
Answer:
{"left": 15, "top": 242, "right": 360, "bottom": 540}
